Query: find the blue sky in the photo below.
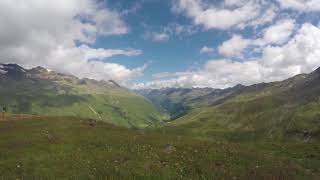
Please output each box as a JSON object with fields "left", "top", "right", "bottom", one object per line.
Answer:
{"left": 1, "top": 0, "right": 320, "bottom": 89}
{"left": 95, "top": 0, "right": 226, "bottom": 83}
{"left": 98, "top": 0, "right": 320, "bottom": 88}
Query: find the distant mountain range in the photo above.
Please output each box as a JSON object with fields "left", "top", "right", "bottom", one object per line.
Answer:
{"left": 0, "top": 64, "right": 162, "bottom": 128}
{"left": 136, "top": 83, "right": 272, "bottom": 119}
{"left": 137, "top": 67, "right": 320, "bottom": 140}
{"left": 1, "top": 63, "right": 319, "bottom": 140}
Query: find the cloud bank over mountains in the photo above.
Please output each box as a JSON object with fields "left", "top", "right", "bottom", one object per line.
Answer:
{"left": 135, "top": 0, "right": 320, "bottom": 89}
{"left": 0, "top": 0, "right": 320, "bottom": 89}
{"left": 0, "top": 0, "right": 144, "bottom": 83}
{"left": 134, "top": 22, "right": 320, "bottom": 89}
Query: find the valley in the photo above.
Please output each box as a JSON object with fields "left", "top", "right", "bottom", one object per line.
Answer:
{"left": 0, "top": 64, "right": 319, "bottom": 179}
{"left": 2, "top": 0, "right": 320, "bottom": 179}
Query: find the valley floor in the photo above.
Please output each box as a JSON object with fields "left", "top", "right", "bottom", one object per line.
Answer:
{"left": 0, "top": 116, "right": 319, "bottom": 179}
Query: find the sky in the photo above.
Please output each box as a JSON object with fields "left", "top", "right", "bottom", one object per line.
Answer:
{"left": 0, "top": 0, "right": 320, "bottom": 89}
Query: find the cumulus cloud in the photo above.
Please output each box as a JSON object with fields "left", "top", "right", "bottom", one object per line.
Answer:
{"left": 259, "top": 23, "right": 320, "bottom": 81}
{"left": 259, "top": 19, "right": 296, "bottom": 45}
{"left": 172, "top": 0, "right": 275, "bottom": 30}
{"left": 134, "top": 23, "right": 320, "bottom": 89}
{"left": 200, "top": 46, "right": 214, "bottom": 54}
{"left": 172, "top": 0, "right": 316, "bottom": 32}
{"left": 133, "top": 60, "right": 261, "bottom": 89}
{"left": 173, "top": 0, "right": 261, "bottom": 29}
{"left": 0, "top": 0, "right": 144, "bottom": 84}
{"left": 218, "top": 35, "right": 251, "bottom": 57}
{"left": 217, "top": 19, "right": 296, "bottom": 58}
{"left": 277, "top": 0, "right": 320, "bottom": 11}
{"left": 246, "top": 5, "right": 278, "bottom": 28}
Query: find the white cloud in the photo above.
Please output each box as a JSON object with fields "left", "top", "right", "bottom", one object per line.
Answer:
{"left": 172, "top": 0, "right": 267, "bottom": 30}
{"left": 200, "top": 46, "right": 214, "bottom": 54}
{"left": 133, "top": 60, "right": 261, "bottom": 89}
{"left": 144, "top": 32, "right": 170, "bottom": 42}
{"left": 217, "top": 19, "right": 296, "bottom": 58}
{"left": 259, "top": 23, "right": 320, "bottom": 81}
{"left": 93, "top": 8, "right": 129, "bottom": 36}
{"left": 246, "top": 5, "right": 278, "bottom": 28}
{"left": 259, "top": 19, "right": 296, "bottom": 45}
{"left": 0, "top": 0, "right": 143, "bottom": 84}
{"left": 277, "top": 0, "right": 320, "bottom": 11}
{"left": 218, "top": 35, "right": 251, "bottom": 57}
{"left": 80, "top": 45, "right": 142, "bottom": 61}
{"left": 134, "top": 23, "right": 320, "bottom": 89}
{"left": 225, "top": 0, "right": 248, "bottom": 6}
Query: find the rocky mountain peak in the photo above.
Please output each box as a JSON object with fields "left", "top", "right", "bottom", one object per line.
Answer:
{"left": 30, "top": 66, "right": 52, "bottom": 73}
{"left": 0, "top": 63, "right": 26, "bottom": 73}
{"left": 0, "top": 63, "right": 27, "bottom": 80}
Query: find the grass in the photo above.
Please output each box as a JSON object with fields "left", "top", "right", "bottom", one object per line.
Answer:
{"left": 0, "top": 115, "right": 319, "bottom": 179}
{"left": 169, "top": 90, "right": 320, "bottom": 140}
{"left": 0, "top": 78, "right": 164, "bottom": 128}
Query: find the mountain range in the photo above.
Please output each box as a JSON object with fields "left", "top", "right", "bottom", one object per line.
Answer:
{"left": 138, "top": 67, "right": 320, "bottom": 140}
{"left": 0, "top": 63, "right": 319, "bottom": 179}
{"left": 0, "top": 63, "right": 319, "bottom": 140}
{"left": 0, "top": 64, "right": 162, "bottom": 128}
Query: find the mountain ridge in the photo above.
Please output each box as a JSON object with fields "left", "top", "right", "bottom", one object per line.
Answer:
{"left": 138, "top": 67, "right": 320, "bottom": 140}
{"left": 0, "top": 63, "right": 163, "bottom": 128}
{"left": 137, "top": 67, "right": 320, "bottom": 116}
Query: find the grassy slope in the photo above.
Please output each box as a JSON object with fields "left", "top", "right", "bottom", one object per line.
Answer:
{"left": 0, "top": 70, "right": 163, "bottom": 128}
{"left": 0, "top": 116, "right": 318, "bottom": 179}
{"left": 169, "top": 72, "right": 320, "bottom": 140}
{"left": 169, "top": 99, "right": 320, "bottom": 142}
{"left": 29, "top": 90, "right": 162, "bottom": 128}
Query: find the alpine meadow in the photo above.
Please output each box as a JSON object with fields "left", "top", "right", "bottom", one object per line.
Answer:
{"left": 0, "top": 0, "right": 319, "bottom": 179}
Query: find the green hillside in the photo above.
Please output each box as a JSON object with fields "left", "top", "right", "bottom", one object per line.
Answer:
{"left": 0, "top": 64, "right": 163, "bottom": 128}
{"left": 166, "top": 69, "right": 320, "bottom": 140}
{"left": 0, "top": 116, "right": 318, "bottom": 179}
{"left": 0, "top": 64, "right": 319, "bottom": 179}
{"left": 139, "top": 67, "right": 320, "bottom": 140}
